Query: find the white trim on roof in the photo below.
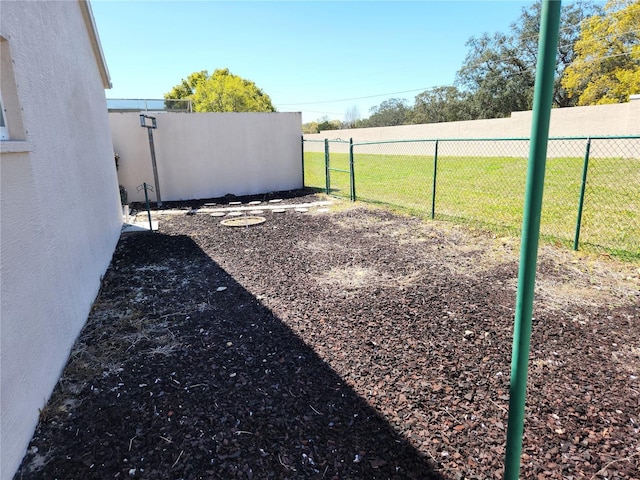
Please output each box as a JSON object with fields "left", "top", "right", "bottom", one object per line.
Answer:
{"left": 78, "top": 0, "right": 112, "bottom": 89}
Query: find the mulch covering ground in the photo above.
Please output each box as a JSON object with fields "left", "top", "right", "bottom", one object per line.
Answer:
{"left": 16, "top": 192, "right": 640, "bottom": 479}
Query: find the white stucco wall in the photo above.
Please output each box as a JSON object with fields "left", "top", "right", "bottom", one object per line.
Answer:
{"left": 303, "top": 98, "right": 640, "bottom": 157}
{"left": 0, "top": 2, "right": 122, "bottom": 479}
{"left": 110, "top": 112, "right": 303, "bottom": 203}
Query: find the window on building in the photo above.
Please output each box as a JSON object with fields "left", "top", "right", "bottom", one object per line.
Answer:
{"left": 0, "top": 93, "right": 9, "bottom": 140}
{"left": 0, "top": 35, "right": 26, "bottom": 142}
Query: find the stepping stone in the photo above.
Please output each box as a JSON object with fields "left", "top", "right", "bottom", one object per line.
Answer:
{"left": 268, "top": 199, "right": 283, "bottom": 203}
{"left": 221, "top": 216, "right": 266, "bottom": 227}
{"left": 210, "top": 212, "right": 225, "bottom": 217}
{"left": 227, "top": 211, "right": 243, "bottom": 216}
{"left": 249, "top": 210, "right": 264, "bottom": 215}
{"left": 272, "top": 208, "right": 286, "bottom": 213}
{"left": 248, "top": 201, "right": 261, "bottom": 205}
{"left": 294, "top": 208, "right": 309, "bottom": 213}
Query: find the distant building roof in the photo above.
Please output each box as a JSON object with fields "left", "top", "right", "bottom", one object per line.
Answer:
{"left": 106, "top": 98, "right": 193, "bottom": 113}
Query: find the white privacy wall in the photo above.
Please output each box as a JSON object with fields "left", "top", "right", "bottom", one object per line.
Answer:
{"left": 304, "top": 97, "right": 640, "bottom": 157}
{"left": 110, "top": 112, "right": 303, "bottom": 203}
{"left": 0, "top": 2, "right": 122, "bottom": 479}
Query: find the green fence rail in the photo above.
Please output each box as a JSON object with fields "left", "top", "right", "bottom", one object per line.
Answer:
{"left": 302, "top": 135, "right": 640, "bottom": 260}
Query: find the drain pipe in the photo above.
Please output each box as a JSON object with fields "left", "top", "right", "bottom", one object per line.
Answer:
{"left": 504, "top": 2, "right": 561, "bottom": 479}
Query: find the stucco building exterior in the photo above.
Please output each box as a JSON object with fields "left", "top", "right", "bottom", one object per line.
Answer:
{"left": 0, "top": 1, "right": 122, "bottom": 478}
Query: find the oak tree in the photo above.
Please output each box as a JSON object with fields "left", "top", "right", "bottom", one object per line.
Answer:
{"left": 411, "top": 86, "right": 474, "bottom": 124}
{"left": 364, "top": 98, "right": 411, "bottom": 127}
{"left": 164, "top": 69, "right": 276, "bottom": 113}
{"left": 456, "top": 1, "right": 600, "bottom": 118}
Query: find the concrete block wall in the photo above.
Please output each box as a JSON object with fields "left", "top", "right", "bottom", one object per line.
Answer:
{"left": 303, "top": 97, "right": 640, "bottom": 158}
{"left": 110, "top": 112, "right": 303, "bottom": 203}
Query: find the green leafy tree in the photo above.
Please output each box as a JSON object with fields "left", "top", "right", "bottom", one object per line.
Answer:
{"left": 365, "top": 98, "right": 410, "bottom": 127}
{"left": 410, "top": 86, "right": 474, "bottom": 124}
{"left": 562, "top": 0, "right": 640, "bottom": 105}
{"left": 510, "top": 1, "right": 600, "bottom": 107}
{"left": 165, "top": 70, "right": 207, "bottom": 99}
{"left": 457, "top": 31, "right": 534, "bottom": 119}
{"left": 456, "top": 1, "right": 600, "bottom": 118}
{"left": 317, "top": 116, "right": 342, "bottom": 131}
{"left": 302, "top": 122, "right": 320, "bottom": 134}
{"left": 164, "top": 70, "right": 207, "bottom": 110}
{"left": 164, "top": 69, "right": 276, "bottom": 112}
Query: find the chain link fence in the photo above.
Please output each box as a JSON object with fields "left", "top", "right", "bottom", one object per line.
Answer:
{"left": 302, "top": 136, "right": 640, "bottom": 260}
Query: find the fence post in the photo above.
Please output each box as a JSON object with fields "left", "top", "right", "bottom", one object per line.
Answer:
{"left": 431, "top": 140, "right": 439, "bottom": 219}
{"left": 349, "top": 138, "right": 356, "bottom": 201}
{"left": 301, "top": 136, "right": 305, "bottom": 188}
{"left": 504, "top": 2, "right": 561, "bottom": 479}
{"left": 324, "top": 138, "right": 330, "bottom": 195}
{"left": 573, "top": 137, "right": 591, "bottom": 250}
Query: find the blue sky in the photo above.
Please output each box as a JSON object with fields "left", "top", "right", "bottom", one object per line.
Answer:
{"left": 92, "top": 1, "right": 534, "bottom": 122}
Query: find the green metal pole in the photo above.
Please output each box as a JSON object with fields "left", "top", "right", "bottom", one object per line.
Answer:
{"left": 143, "top": 183, "right": 153, "bottom": 232}
{"left": 324, "top": 138, "right": 330, "bottom": 195}
{"left": 349, "top": 138, "right": 356, "bottom": 201}
{"left": 573, "top": 137, "right": 591, "bottom": 250}
{"left": 431, "top": 140, "right": 439, "bottom": 219}
{"left": 504, "top": 2, "right": 561, "bottom": 479}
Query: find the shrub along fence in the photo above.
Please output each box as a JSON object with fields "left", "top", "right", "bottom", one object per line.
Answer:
{"left": 302, "top": 136, "right": 640, "bottom": 260}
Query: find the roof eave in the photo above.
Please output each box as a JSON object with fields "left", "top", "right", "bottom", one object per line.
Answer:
{"left": 78, "top": 0, "right": 112, "bottom": 89}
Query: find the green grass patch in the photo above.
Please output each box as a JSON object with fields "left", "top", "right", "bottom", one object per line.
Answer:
{"left": 303, "top": 151, "right": 639, "bottom": 261}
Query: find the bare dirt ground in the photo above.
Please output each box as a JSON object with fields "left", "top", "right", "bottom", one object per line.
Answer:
{"left": 15, "top": 192, "right": 640, "bottom": 479}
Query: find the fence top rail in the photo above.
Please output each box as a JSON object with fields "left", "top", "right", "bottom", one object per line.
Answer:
{"left": 302, "top": 138, "right": 352, "bottom": 144}
{"left": 550, "top": 135, "right": 640, "bottom": 141}
{"left": 314, "top": 135, "right": 640, "bottom": 147}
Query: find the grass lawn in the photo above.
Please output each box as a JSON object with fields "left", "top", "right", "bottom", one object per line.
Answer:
{"left": 303, "top": 151, "right": 640, "bottom": 260}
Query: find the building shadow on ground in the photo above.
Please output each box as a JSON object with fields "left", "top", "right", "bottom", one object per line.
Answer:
{"left": 16, "top": 232, "right": 445, "bottom": 480}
